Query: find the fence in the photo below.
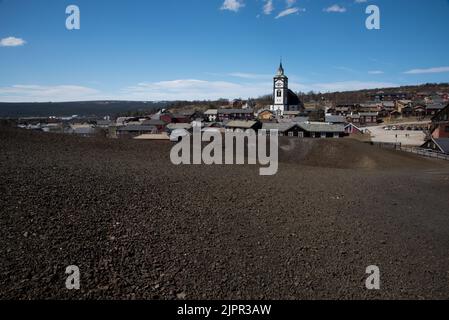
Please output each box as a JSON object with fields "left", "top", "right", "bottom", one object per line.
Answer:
{"left": 371, "top": 142, "right": 449, "bottom": 161}
{"left": 399, "top": 146, "right": 449, "bottom": 161}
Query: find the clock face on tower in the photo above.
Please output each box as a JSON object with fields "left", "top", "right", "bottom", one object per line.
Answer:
{"left": 275, "top": 80, "right": 284, "bottom": 88}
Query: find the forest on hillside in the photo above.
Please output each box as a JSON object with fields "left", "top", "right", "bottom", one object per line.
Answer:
{"left": 0, "top": 101, "right": 168, "bottom": 118}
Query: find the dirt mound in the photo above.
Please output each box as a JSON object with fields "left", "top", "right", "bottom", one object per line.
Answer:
{"left": 278, "top": 137, "right": 445, "bottom": 170}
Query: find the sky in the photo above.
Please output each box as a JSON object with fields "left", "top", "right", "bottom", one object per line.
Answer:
{"left": 0, "top": 0, "right": 449, "bottom": 102}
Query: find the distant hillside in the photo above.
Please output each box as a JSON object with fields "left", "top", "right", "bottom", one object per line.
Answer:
{"left": 298, "top": 83, "right": 449, "bottom": 105}
{"left": 163, "top": 83, "right": 449, "bottom": 112}
{"left": 0, "top": 101, "right": 168, "bottom": 118}
{"left": 1, "top": 83, "right": 448, "bottom": 118}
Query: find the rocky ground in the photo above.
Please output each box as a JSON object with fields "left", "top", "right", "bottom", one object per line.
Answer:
{"left": 1, "top": 126, "right": 449, "bottom": 300}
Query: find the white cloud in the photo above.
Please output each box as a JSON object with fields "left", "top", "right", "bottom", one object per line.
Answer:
{"left": 120, "top": 79, "right": 270, "bottom": 101}
{"left": 263, "top": 0, "right": 274, "bottom": 15}
{"left": 0, "top": 36, "right": 26, "bottom": 47}
{"left": 335, "top": 66, "right": 357, "bottom": 73}
{"left": 286, "top": 0, "right": 296, "bottom": 8}
{"left": 0, "top": 80, "right": 401, "bottom": 102}
{"left": 221, "top": 0, "right": 244, "bottom": 12}
{"left": 355, "top": 0, "right": 367, "bottom": 3}
{"left": 228, "top": 72, "right": 272, "bottom": 79}
{"left": 368, "top": 70, "right": 384, "bottom": 74}
{"left": 403, "top": 66, "right": 449, "bottom": 74}
{"left": 275, "top": 7, "right": 305, "bottom": 19}
{"left": 324, "top": 5, "right": 347, "bottom": 13}
{"left": 0, "top": 85, "right": 100, "bottom": 102}
{"left": 121, "top": 79, "right": 399, "bottom": 100}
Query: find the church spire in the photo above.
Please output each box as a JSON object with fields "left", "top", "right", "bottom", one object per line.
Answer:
{"left": 277, "top": 59, "right": 285, "bottom": 76}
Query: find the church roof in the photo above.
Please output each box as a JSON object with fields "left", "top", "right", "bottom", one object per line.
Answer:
{"left": 286, "top": 89, "right": 300, "bottom": 106}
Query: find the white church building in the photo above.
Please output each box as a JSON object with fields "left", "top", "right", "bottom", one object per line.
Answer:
{"left": 270, "top": 62, "right": 302, "bottom": 116}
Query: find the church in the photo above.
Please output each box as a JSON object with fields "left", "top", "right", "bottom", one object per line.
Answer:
{"left": 270, "top": 62, "right": 302, "bottom": 116}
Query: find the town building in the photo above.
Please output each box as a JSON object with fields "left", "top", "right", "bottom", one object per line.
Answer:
{"left": 369, "top": 91, "right": 410, "bottom": 102}
{"left": 170, "top": 113, "right": 192, "bottom": 123}
{"left": 344, "top": 123, "right": 370, "bottom": 135}
{"left": 413, "top": 105, "right": 426, "bottom": 118}
{"left": 346, "top": 112, "right": 378, "bottom": 126}
{"left": 262, "top": 123, "right": 302, "bottom": 137}
{"left": 261, "top": 122, "right": 345, "bottom": 138}
{"left": 225, "top": 120, "right": 260, "bottom": 132}
{"left": 426, "top": 103, "right": 446, "bottom": 116}
{"left": 397, "top": 101, "right": 413, "bottom": 117}
{"left": 243, "top": 99, "right": 255, "bottom": 109}
{"left": 331, "top": 104, "right": 358, "bottom": 116}
{"left": 297, "top": 122, "right": 345, "bottom": 138}
{"left": 358, "top": 103, "right": 381, "bottom": 113}
{"left": 95, "top": 119, "right": 113, "bottom": 128}
{"left": 167, "top": 123, "right": 193, "bottom": 131}
{"left": 141, "top": 119, "right": 167, "bottom": 132}
{"left": 257, "top": 110, "right": 275, "bottom": 121}
{"left": 325, "top": 115, "right": 346, "bottom": 124}
{"left": 134, "top": 133, "right": 170, "bottom": 141}
{"left": 116, "top": 125, "right": 157, "bottom": 138}
{"left": 430, "top": 104, "right": 449, "bottom": 139}
{"left": 283, "top": 111, "right": 301, "bottom": 119}
{"left": 291, "top": 116, "right": 310, "bottom": 123}
{"left": 217, "top": 109, "right": 254, "bottom": 122}
{"left": 69, "top": 124, "right": 97, "bottom": 137}
{"left": 421, "top": 138, "right": 449, "bottom": 154}
{"left": 204, "top": 109, "right": 218, "bottom": 122}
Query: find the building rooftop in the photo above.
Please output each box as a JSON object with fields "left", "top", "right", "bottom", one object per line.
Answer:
{"left": 432, "top": 138, "right": 449, "bottom": 154}
{"left": 382, "top": 101, "right": 396, "bottom": 108}
{"left": 117, "top": 125, "right": 156, "bottom": 132}
{"left": 427, "top": 103, "right": 445, "bottom": 110}
{"left": 359, "top": 112, "right": 379, "bottom": 116}
{"left": 262, "top": 123, "right": 297, "bottom": 132}
{"left": 219, "top": 109, "right": 254, "bottom": 114}
{"left": 204, "top": 109, "right": 218, "bottom": 115}
{"left": 226, "top": 120, "right": 258, "bottom": 129}
{"left": 298, "top": 122, "right": 345, "bottom": 133}
{"left": 325, "top": 115, "right": 346, "bottom": 123}
{"left": 141, "top": 119, "right": 166, "bottom": 126}
{"left": 167, "top": 123, "right": 193, "bottom": 130}
{"left": 283, "top": 111, "right": 301, "bottom": 116}
{"left": 96, "top": 120, "right": 112, "bottom": 126}
{"left": 397, "top": 100, "right": 412, "bottom": 104}
{"left": 291, "top": 116, "right": 310, "bottom": 123}
{"left": 134, "top": 133, "right": 170, "bottom": 140}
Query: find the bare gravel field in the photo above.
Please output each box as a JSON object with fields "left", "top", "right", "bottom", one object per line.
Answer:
{"left": 1, "top": 127, "right": 449, "bottom": 300}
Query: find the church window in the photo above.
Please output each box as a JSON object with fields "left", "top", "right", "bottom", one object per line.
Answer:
{"left": 277, "top": 90, "right": 282, "bottom": 97}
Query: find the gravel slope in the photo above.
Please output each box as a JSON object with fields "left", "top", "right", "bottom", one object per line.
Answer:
{"left": 1, "top": 127, "right": 449, "bottom": 300}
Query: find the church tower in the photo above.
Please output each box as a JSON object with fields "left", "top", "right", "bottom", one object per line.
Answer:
{"left": 272, "top": 61, "right": 289, "bottom": 115}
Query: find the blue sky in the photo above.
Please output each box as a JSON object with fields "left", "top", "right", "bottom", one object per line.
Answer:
{"left": 0, "top": 0, "right": 449, "bottom": 102}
